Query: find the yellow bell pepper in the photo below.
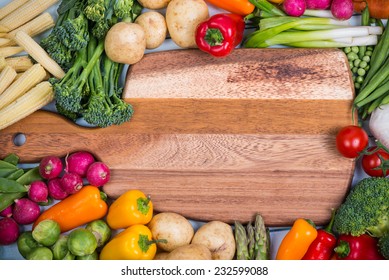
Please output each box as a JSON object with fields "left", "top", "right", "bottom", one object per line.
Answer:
{"left": 106, "top": 189, "right": 153, "bottom": 230}
{"left": 276, "top": 218, "right": 318, "bottom": 260}
{"left": 99, "top": 224, "right": 158, "bottom": 260}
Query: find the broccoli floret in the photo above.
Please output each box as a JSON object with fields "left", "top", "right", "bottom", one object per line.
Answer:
{"left": 378, "top": 233, "right": 389, "bottom": 259}
{"left": 60, "top": 12, "right": 89, "bottom": 51}
{"left": 113, "top": 0, "right": 134, "bottom": 19}
{"left": 41, "top": 34, "right": 73, "bottom": 69}
{"left": 84, "top": 0, "right": 106, "bottom": 22}
{"left": 55, "top": 102, "right": 80, "bottom": 122}
{"left": 333, "top": 177, "right": 389, "bottom": 238}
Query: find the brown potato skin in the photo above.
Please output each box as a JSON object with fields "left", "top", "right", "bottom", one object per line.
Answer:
{"left": 166, "top": 244, "right": 212, "bottom": 260}
{"left": 138, "top": 0, "right": 172, "bottom": 9}
{"left": 135, "top": 11, "right": 167, "bottom": 49}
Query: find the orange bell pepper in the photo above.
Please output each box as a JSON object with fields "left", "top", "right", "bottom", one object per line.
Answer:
{"left": 205, "top": 0, "right": 255, "bottom": 16}
{"left": 32, "top": 185, "right": 108, "bottom": 233}
{"left": 276, "top": 218, "right": 318, "bottom": 260}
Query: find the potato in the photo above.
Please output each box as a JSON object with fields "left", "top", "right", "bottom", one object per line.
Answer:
{"left": 166, "top": 244, "right": 212, "bottom": 260}
{"left": 165, "top": 0, "right": 209, "bottom": 48}
{"left": 191, "top": 221, "right": 236, "bottom": 260}
{"left": 138, "top": 0, "right": 172, "bottom": 9}
{"left": 104, "top": 22, "right": 146, "bottom": 65}
{"left": 153, "top": 252, "right": 169, "bottom": 260}
{"left": 148, "top": 212, "right": 194, "bottom": 252}
{"left": 135, "top": 11, "right": 167, "bottom": 49}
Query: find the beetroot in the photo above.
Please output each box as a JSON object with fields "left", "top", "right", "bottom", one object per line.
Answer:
{"left": 283, "top": 0, "right": 306, "bottom": 17}
{"left": 0, "top": 205, "right": 13, "bottom": 218}
{"left": 0, "top": 217, "right": 20, "bottom": 245}
{"left": 305, "top": 0, "right": 332, "bottom": 9}
{"left": 28, "top": 180, "right": 49, "bottom": 203}
{"left": 331, "top": 0, "right": 353, "bottom": 20}
{"left": 86, "top": 162, "right": 111, "bottom": 187}
{"left": 47, "top": 178, "right": 68, "bottom": 200}
{"left": 60, "top": 172, "right": 83, "bottom": 194}
{"left": 65, "top": 151, "right": 95, "bottom": 178}
{"left": 39, "top": 156, "right": 63, "bottom": 180}
{"left": 12, "top": 198, "right": 41, "bottom": 225}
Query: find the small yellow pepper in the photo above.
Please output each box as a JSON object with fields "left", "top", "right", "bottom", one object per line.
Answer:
{"left": 106, "top": 189, "right": 153, "bottom": 230}
{"left": 276, "top": 218, "right": 318, "bottom": 260}
{"left": 99, "top": 224, "right": 158, "bottom": 260}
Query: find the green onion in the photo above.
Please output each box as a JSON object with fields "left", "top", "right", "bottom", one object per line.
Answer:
{"left": 284, "top": 36, "right": 378, "bottom": 48}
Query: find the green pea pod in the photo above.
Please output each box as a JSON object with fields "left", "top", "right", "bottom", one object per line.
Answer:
{"left": 0, "top": 168, "right": 17, "bottom": 178}
{"left": 0, "top": 192, "right": 25, "bottom": 212}
{"left": 0, "top": 177, "right": 28, "bottom": 193}
{"left": 5, "top": 169, "right": 24, "bottom": 181}
{"left": 3, "top": 154, "right": 20, "bottom": 166}
{"left": 16, "top": 167, "right": 42, "bottom": 185}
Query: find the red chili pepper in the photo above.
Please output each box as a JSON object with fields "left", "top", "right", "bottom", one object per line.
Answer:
{"left": 334, "top": 234, "right": 385, "bottom": 260}
{"left": 302, "top": 210, "right": 337, "bottom": 260}
{"left": 195, "top": 13, "right": 245, "bottom": 57}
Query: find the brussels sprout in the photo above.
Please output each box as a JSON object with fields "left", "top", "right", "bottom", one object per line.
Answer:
{"left": 27, "top": 247, "right": 53, "bottom": 260}
{"left": 85, "top": 219, "right": 111, "bottom": 247}
{"left": 76, "top": 251, "right": 99, "bottom": 260}
{"left": 17, "top": 231, "right": 41, "bottom": 259}
{"left": 67, "top": 228, "right": 97, "bottom": 257}
{"left": 51, "top": 234, "right": 75, "bottom": 260}
{"left": 32, "top": 219, "right": 61, "bottom": 246}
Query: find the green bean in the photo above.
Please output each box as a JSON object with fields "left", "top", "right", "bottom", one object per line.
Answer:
{"left": 356, "top": 77, "right": 389, "bottom": 107}
{"left": 367, "top": 94, "right": 387, "bottom": 114}
{"left": 358, "top": 7, "right": 370, "bottom": 59}
{"left": 361, "top": 24, "right": 389, "bottom": 90}
{"left": 354, "top": 56, "right": 389, "bottom": 104}
{"left": 0, "top": 178, "right": 28, "bottom": 193}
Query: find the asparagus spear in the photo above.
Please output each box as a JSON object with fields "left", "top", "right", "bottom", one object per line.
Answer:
{"left": 247, "top": 222, "right": 255, "bottom": 260}
{"left": 254, "top": 214, "right": 270, "bottom": 260}
{"left": 234, "top": 221, "right": 250, "bottom": 260}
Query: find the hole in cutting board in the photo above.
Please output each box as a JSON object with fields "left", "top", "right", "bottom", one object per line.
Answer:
{"left": 13, "top": 133, "right": 26, "bottom": 146}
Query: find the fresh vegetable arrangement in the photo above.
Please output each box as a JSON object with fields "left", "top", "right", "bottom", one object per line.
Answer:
{"left": 1, "top": 0, "right": 389, "bottom": 262}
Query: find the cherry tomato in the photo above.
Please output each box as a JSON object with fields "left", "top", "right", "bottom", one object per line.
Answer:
{"left": 335, "top": 125, "right": 368, "bottom": 158}
{"left": 361, "top": 147, "right": 389, "bottom": 177}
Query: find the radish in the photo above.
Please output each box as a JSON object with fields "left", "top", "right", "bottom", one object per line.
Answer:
{"left": 305, "top": 0, "right": 332, "bottom": 9}
{"left": 65, "top": 151, "right": 95, "bottom": 178}
{"left": 28, "top": 180, "right": 49, "bottom": 203}
{"left": 331, "top": 0, "right": 354, "bottom": 20}
{"left": 86, "top": 162, "right": 111, "bottom": 187}
{"left": 48, "top": 178, "right": 68, "bottom": 200}
{"left": 60, "top": 172, "right": 83, "bottom": 194}
{"left": 12, "top": 198, "right": 41, "bottom": 225}
{"left": 0, "top": 205, "right": 13, "bottom": 218}
{"left": 39, "top": 156, "right": 63, "bottom": 180}
{"left": 283, "top": 0, "right": 306, "bottom": 17}
{"left": 0, "top": 217, "right": 20, "bottom": 245}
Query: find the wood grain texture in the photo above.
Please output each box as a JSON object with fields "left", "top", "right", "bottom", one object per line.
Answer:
{"left": 0, "top": 48, "right": 356, "bottom": 226}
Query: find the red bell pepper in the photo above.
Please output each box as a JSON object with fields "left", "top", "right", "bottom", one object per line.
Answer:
{"left": 302, "top": 210, "right": 337, "bottom": 260}
{"left": 195, "top": 13, "right": 245, "bottom": 57}
{"left": 334, "top": 234, "right": 385, "bottom": 260}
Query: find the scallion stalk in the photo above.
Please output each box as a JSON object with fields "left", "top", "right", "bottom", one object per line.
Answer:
{"left": 284, "top": 35, "right": 378, "bottom": 48}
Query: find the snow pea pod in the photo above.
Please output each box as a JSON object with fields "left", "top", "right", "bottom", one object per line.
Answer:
{"left": 0, "top": 177, "right": 28, "bottom": 193}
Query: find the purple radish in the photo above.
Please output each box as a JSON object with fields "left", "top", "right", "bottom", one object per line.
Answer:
{"left": 331, "top": 0, "right": 353, "bottom": 20}
{"left": 283, "top": 0, "right": 306, "bottom": 17}
{"left": 60, "top": 172, "right": 83, "bottom": 194}
{"left": 39, "top": 156, "right": 63, "bottom": 180}
{"left": 0, "top": 205, "right": 13, "bottom": 218}
{"left": 28, "top": 180, "right": 49, "bottom": 203}
{"left": 305, "top": 0, "right": 332, "bottom": 9}
{"left": 47, "top": 178, "right": 68, "bottom": 200}
{"left": 0, "top": 217, "right": 20, "bottom": 245}
{"left": 12, "top": 198, "right": 41, "bottom": 225}
{"left": 65, "top": 151, "right": 95, "bottom": 178}
{"left": 86, "top": 162, "right": 111, "bottom": 187}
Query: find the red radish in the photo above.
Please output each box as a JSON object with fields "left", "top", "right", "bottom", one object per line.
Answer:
{"left": 60, "top": 172, "right": 83, "bottom": 194}
{"left": 0, "top": 217, "right": 20, "bottom": 245}
{"left": 12, "top": 198, "right": 41, "bottom": 225}
{"left": 28, "top": 180, "right": 49, "bottom": 203}
{"left": 47, "top": 178, "right": 68, "bottom": 200}
{"left": 283, "top": 0, "right": 306, "bottom": 17}
{"left": 0, "top": 205, "right": 13, "bottom": 218}
{"left": 331, "top": 0, "right": 353, "bottom": 20}
{"left": 65, "top": 151, "right": 95, "bottom": 178}
{"left": 39, "top": 156, "right": 63, "bottom": 179}
{"left": 305, "top": 0, "right": 332, "bottom": 9}
{"left": 86, "top": 162, "right": 111, "bottom": 187}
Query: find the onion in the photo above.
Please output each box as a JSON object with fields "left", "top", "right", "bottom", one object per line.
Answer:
{"left": 369, "top": 104, "right": 389, "bottom": 150}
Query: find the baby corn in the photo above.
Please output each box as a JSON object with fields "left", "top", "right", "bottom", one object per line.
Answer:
{"left": 0, "top": 65, "right": 17, "bottom": 95}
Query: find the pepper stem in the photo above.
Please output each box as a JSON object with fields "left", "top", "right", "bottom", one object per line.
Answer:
{"left": 204, "top": 28, "right": 224, "bottom": 46}
{"left": 324, "top": 208, "right": 336, "bottom": 233}
{"left": 334, "top": 240, "right": 350, "bottom": 259}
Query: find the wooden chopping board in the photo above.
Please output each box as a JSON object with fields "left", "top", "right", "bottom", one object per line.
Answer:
{"left": 0, "top": 48, "right": 356, "bottom": 226}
